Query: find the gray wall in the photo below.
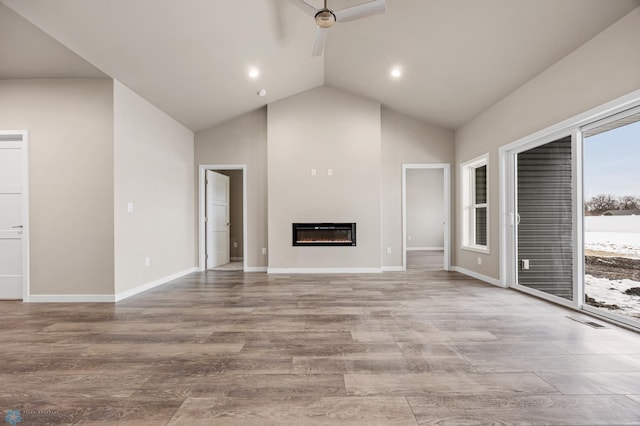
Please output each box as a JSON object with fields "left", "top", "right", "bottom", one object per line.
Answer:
{"left": 113, "top": 81, "right": 195, "bottom": 295}
{"left": 406, "top": 169, "right": 444, "bottom": 249}
{"left": 267, "top": 86, "right": 381, "bottom": 270}
{"left": 218, "top": 169, "right": 243, "bottom": 260}
{"left": 193, "top": 96, "right": 454, "bottom": 271}
{"left": 381, "top": 108, "right": 454, "bottom": 267}
{"left": 454, "top": 7, "right": 640, "bottom": 280}
{"left": 194, "top": 108, "right": 268, "bottom": 269}
{"left": 0, "top": 79, "right": 114, "bottom": 295}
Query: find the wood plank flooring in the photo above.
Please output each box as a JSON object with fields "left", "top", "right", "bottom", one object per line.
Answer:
{"left": 1, "top": 257, "right": 640, "bottom": 424}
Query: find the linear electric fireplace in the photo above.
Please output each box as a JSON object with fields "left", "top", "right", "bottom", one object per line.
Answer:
{"left": 292, "top": 223, "right": 356, "bottom": 246}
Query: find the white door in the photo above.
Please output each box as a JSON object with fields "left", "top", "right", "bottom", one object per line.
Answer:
{"left": 206, "top": 170, "right": 230, "bottom": 269}
{"left": 0, "top": 139, "right": 24, "bottom": 299}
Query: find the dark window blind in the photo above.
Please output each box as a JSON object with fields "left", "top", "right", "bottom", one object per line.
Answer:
{"left": 516, "top": 136, "right": 573, "bottom": 301}
{"left": 474, "top": 165, "right": 487, "bottom": 246}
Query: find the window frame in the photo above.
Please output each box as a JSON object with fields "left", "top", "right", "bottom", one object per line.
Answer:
{"left": 461, "top": 154, "right": 490, "bottom": 254}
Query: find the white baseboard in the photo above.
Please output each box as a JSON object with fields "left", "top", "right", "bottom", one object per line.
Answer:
{"left": 268, "top": 267, "right": 382, "bottom": 274}
{"left": 451, "top": 266, "right": 504, "bottom": 288}
{"left": 244, "top": 266, "right": 267, "bottom": 272}
{"left": 28, "top": 267, "right": 198, "bottom": 303}
{"left": 407, "top": 247, "right": 444, "bottom": 251}
{"left": 382, "top": 266, "right": 404, "bottom": 272}
{"left": 115, "top": 267, "right": 197, "bottom": 302}
{"left": 28, "top": 294, "right": 116, "bottom": 303}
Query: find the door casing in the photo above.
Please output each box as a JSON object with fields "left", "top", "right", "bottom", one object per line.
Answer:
{"left": 198, "top": 164, "right": 247, "bottom": 271}
{"left": 0, "top": 130, "right": 29, "bottom": 301}
{"left": 401, "top": 163, "right": 451, "bottom": 271}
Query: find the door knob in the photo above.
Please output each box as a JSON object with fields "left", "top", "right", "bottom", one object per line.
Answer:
{"left": 12, "top": 225, "right": 23, "bottom": 229}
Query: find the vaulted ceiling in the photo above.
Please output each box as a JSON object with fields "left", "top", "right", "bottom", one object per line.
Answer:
{"left": 2, "top": 0, "right": 639, "bottom": 131}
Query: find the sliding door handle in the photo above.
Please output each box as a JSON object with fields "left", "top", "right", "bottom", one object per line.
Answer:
{"left": 12, "top": 225, "right": 23, "bottom": 229}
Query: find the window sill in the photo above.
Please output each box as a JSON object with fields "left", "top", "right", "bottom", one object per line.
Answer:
{"left": 462, "top": 245, "right": 490, "bottom": 255}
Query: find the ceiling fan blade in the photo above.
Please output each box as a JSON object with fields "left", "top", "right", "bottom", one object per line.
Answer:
{"left": 334, "top": 0, "right": 386, "bottom": 22}
{"left": 311, "top": 26, "right": 330, "bottom": 56}
{"left": 289, "top": 0, "right": 319, "bottom": 17}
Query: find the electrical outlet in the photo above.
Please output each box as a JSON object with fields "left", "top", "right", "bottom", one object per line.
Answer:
{"left": 311, "top": 168, "right": 316, "bottom": 176}
{"left": 386, "top": 247, "right": 392, "bottom": 254}
{"left": 233, "top": 241, "right": 238, "bottom": 248}
{"left": 522, "top": 259, "right": 530, "bottom": 270}
{"left": 127, "top": 202, "right": 134, "bottom": 213}
{"left": 262, "top": 248, "right": 267, "bottom": 255}
{"left": 145, "top": 256, "right": 151, "bottom": 266}
{"left": 327, "top": 168, "right": 333, "bottom": 176}
{"left": 477, "top": 257, "right": 482, "bottom": 265}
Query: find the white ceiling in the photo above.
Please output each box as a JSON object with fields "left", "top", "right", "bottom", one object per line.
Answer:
{"left": 2, "top": 0, "right": 639, "bottom": 132}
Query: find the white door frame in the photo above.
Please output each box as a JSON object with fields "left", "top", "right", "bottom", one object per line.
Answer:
{"left": 501, "top": 130, "right": 578, "bottom": 310}
{"left": 498, "top": 89, "right": 640, "bottom": 325}
{"left": 0, "top": 130, "right": 29, "bottom": 301}
{"left": 401, "top": 163, "right": 451, "bottom": 271}
{"left": 198, "top": 164, "right": 247, "bottom": 271}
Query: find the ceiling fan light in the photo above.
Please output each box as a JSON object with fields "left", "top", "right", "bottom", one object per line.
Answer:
{"left": 315, "top": 10, "right": 336, "bottom": 28}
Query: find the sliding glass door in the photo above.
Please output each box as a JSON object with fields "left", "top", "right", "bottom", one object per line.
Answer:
{"left": 504, "top": 99, "right": 640, "bottom": 328}
{"left": 513, "top": 136, "right": 575, "bottom": 302}
{"left": 582, "top": 109, "right": 640, "bottom": 325}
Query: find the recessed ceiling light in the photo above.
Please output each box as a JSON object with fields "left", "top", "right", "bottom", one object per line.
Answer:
{"left": 390, "top": 68, "right": 402, "bottom": 78}
{"left": 248, "top": 68, "right": 260, "bottom": 79}
{"left": 257, "top": 89, "right": 267, "bottom": 97}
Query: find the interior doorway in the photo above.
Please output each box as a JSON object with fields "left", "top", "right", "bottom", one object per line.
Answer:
{"left": 198, "top": 165, "right": 246, "bottom": 272}
{"left": 205, "top": 170, "right": 230, "bottom": 269}
{"left": 402, "top": 163, "right": 451, "bottom": 271}
{"left": 0, "top": 131, "right": 29, "bottom": 301}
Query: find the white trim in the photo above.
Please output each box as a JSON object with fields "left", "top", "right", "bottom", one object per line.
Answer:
{"left": 498, "top": 146, "right": 511, "bottom": 287}
{"left": 29, "top": 294, "right": 116, "bottom": 303}
{"left": 573, "top": 130, "right": 583, "bottom": 307}
{"left": 381, "top": 266, "right": 404, "bottom": 272}
{"left": 498, "top": 89, "right": 640, "bottom": 313}
{"left": 28, "top": 267, "right": 198, "bottom": 303}
{"left": 401, "top": 163, "right": 451, "bottom": 272}
{"left": 451, "top": 266, "right": 504, "bottom": 288}
{"left": 0, "top": 130, "right": 29, "bottom": 302}
{"left": 511, "top": 283, "right": 576, "bottom": 310}
{"left": 460, "top": 153, "right": 489, "bottom": 253}
{"left": 461, "top": 245, "right": 490, "bottom": 255}
{"left": 582, "top": 305, "right": 640, "bottom": 330}
{"left": 268, "top": 267, "right": 382, "bottom": 274}
{"left": 21, "top": 132, "right": 29, "bottom": 302}
{"left": 406, "top": 246, "right": 444, "bottom": 251}
{"left": 198, "top": 164, "right": 248, "bottom": 273}
{"left": 244, "top": 266, "right": 267, "bottom": 272}
{"left": 115, "top": 267, "right": 196, "bottom": 302}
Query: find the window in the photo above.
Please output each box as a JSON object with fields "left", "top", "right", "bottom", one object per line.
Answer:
{"left": 461, "top": 154, "right": 489, "bottom": 252}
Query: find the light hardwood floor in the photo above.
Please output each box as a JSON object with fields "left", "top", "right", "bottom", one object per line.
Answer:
{"left": 1, "top": 262, "right": 640, "bottom": 424}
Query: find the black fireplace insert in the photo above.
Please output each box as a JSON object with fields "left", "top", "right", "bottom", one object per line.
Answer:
{"left": 292, "top": 223, "right": 356, "bottom": 246}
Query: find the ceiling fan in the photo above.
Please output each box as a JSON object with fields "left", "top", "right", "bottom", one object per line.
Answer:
{"left": 291, "top": 0, "right": 386, "bottom": 56}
